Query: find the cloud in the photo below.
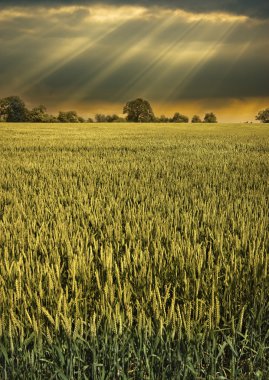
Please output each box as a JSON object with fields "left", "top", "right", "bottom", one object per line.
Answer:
{"left": 0, "top": 0, "right": 269, "bottom": 19}
{"left": 0, "top": 2, "right": 268, "bottom": 122}
{"left": 14, "top": 18, "right": 267, "bottom": 106}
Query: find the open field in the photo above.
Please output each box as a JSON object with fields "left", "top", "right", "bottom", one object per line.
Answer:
{"left": 0, "top": 123, "right": 268, "bottom": 379}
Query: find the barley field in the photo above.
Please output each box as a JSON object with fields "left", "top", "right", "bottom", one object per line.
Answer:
{"left": 0, "top": 123, "right": 268, "bottom": 379}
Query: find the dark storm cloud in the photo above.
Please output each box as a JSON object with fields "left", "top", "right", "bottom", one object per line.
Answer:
{"left": 170, "top": 48, "right": 269, "bottom": 100}
{"left": 17, "top": 19, "right": 268, "bottom": 106}
{"left": 0, "top": 0, "right": 269, "bottom": 19}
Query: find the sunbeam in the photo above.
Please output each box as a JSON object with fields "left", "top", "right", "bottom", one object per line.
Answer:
{"left": 160, "top": 19, "right": 242, "bottom": 102}
{"left": 20, "top": 22, "right": 127, "bottom": 97}
{"left": 115, "top": 18, "right": 203, "bottom": 100}
{"left": 65, "top": 11, "right": 180, "bottom": 103}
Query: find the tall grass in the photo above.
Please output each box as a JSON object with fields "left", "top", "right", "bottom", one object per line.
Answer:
{"left": 0, "top": 123, "right": 268, "bottom": 379}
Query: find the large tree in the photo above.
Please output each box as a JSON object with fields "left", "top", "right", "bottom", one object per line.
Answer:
{"left": 0, "top": 96, "right": 29, "bottom": 122}
{"left": 256, "top": 108, "right": 269, "bottom": 123}
{"left": 123, "top": 98, "right": 155, "bottom": 122}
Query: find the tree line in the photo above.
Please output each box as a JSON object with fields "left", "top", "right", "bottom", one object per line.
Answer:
{"left": 0, "top": 96, "right": 217, "bottom": 123}
{"left": 0, "top": 96, "right": 268, "bottom": 123}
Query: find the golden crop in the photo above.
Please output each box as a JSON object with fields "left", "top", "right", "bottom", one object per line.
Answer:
{"left": 0, "top": 123, "right": 268, "bottom": 379}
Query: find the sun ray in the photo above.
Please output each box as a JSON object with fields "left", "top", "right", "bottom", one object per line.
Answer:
{"left": 20, "top": 22, "right": 128, "bottom": 98}
{"left": 113, "top": 18, "right": 240, "bottom": 103}
{"left": 156, "top": 19, "right": 241, "bottom": 103}
{"left": 17, "top": 5, "right": 163, "bottom": 99}
{"left": 205, "top": 40, "right": 253, "bottom": 99}
{"left": 66, "top": 12, "right": 181, "bottom": 103}
{"left": 118, "top": 23, "right": 222, "bottom": 100}
{"left": 115, "top": 19, "right": 204, "bottom": 100}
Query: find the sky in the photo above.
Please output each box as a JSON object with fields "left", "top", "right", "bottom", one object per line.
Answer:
{"left": 0, "top": 0, "right": 269, "bottom": 121}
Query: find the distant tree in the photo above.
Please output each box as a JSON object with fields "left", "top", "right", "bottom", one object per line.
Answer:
{"left": 95, "top": 114, "right": 125, "bottom": 123}
{"left": 105, "top": 115, "right": 113, "bottom": 123}
{"left": 28, "top": 105, "right": 55, "bottom": 122}
{"left": 58, "top": 111, "right": 82, "bottom": 123}
{"left": 256, "top": 108, "right": 269, "bottom": 123}
{"left": 171, "top": 112, "right": 189, "bottom": 123}
{"left": 157, "top": 115, "right": 170, "bottom": 123}
{"left": 105, "top": 114, "right": 121, "bottom": 122}
{"left": 203, "top": 112, "right": 217, "bottom": 123}
{"left": 95, "top": 114, "right": 107, "bottom": 123}
{"left": 0, "top": 96, "right": 29, "bottom": 122}
{"left": 51, "top": 115, "right": 59, "bottom": 123}
{"left": 87, "top": 117, "right": 94, "bottom": 123}
{"left": 123, "top": 98, "right": 155, "bottom": 122}
{"left": 191, "top": 115, "right": 202, "bottom": 123}
{"left": 115, "top": 117, "right": 126, "bottom": 123}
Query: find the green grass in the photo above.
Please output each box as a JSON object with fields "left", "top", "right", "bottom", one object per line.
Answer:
{"left": 0, "top": 123, "right": 268, "bottom": 379}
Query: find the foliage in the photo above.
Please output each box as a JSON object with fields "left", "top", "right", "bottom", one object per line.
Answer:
{"left": 105, "top": 114, "right": 122, "bottom": 123}
{"left": 0, "top": 123, "right": 268, "bottom": 378}
{"left": 95, "top": 113, "right": 107, "bottom": 122}
{"left": 171, "top": 112, "right": 189, "bottom": 123}
{"left": 123, "top": 98, "right": 155, "bottom": 122}
{"left": 28, "top": 105, "right": 55, "bottom": 123}
{"left": 204, "top": 112, "right": 218, "bottom": 123}
{"left": 156, "top": 115, "right": 170, "bottom": 122}
{"left": 58, "top": 111, "right": 84, "bottom": 123}
{"left": 0, "top": 97, "right": 86, "bottom": 123}
{"left": 95, "top": 114, "right": 123, "bottom": 123}
{"left": 191, "top": 115, "right": 202, "bottom": 123}
{"left": 256, "top": 108, "right": 269, "bottom": 123}
{"left": 0, "top": 96, "right": 29, "bottom": 122}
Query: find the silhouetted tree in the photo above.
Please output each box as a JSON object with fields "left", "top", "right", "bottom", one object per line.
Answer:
{"left": 123, "top": 98, "right": 155, "bottom": 122}
{"left": 58, "top": 111, "right": 82, "bottom": 123}
{"left": 0, "top": 96, "right": 29, "bottom": 122}
{"left": 95, "top": 114, "right": 125, "bottom": 123}
{"left": 28, "top": 105, "right": 55, "bottom": 122}
{"left": 256, "top": 108, "right": 269, "bottom": 123}
{"left": 191, "top": 115, "right": 202, "bottom": 123}
{"left": 105, "top": 114, "right": 121, "bottom": 122}
{"left": 95, "top": 114, "right": 107, "bottom": 122}
{"left": 204, "top": 112, "right": 217, "bottom": 123}
{"left": 157, "top": 115, "right": 170, "bottom": 123}
{"left": 115, "top": 117, "right": 126, "bottom": 123}
{"left": 171, "top": 112, "right": 189, "bottom": 123}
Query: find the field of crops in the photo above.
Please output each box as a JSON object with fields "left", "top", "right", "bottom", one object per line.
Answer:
{"left": 0, "top": 123, "right": 268, "bottom": 379}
